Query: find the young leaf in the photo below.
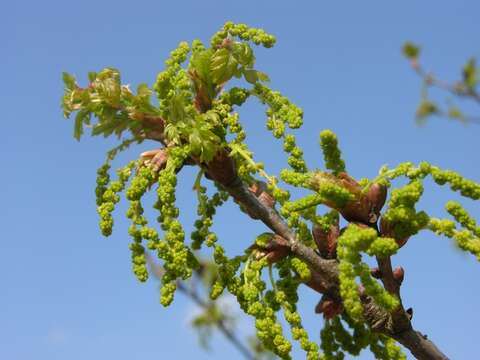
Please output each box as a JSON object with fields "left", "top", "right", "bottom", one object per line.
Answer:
{"left": 169, "top": 94, "right": 187, "bottom": 123}
{"left": 62, "top": 72, "right": 76, "bottom": 90}
{"left": 402, "top": 42, "right": 420, "bottom": 60}
{"left": 463, "top": 58, "right": 477, "bottom": 90}
{"left": 243, "top": 69, "right": 259, "bottom": 84}
{"left": 137, "top": 83, "right": 152, "bottom": 99}
{"left": 256, "top": 71, "right": 270, "bottom": 82}
{"left": 88, "top": 71, "right": 97, "bottom": 83}
{"left": 211, "top": 48, "right": 238, "bottom": 85}
{"left": 232, "top": 42, "right": 255, "bottom": 67}
{"left": 74, "top": 109, "right": 87, "bottom": 140}
{"left": 190, "top": 49, "right": 214, "bottom": 83}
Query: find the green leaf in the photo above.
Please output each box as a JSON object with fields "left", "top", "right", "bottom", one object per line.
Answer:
{"left": 416, "top": 100, "right": 437, "bottom": 119}
{"left": 232, "top": 42, "right": 255, "bottom": 67}
{"left": 88, "top": 72, "right": 97, "bottom": 83}
{"left": 448, "top": 106, "right": 465, "bottom": 122}
{"left": 169, "top": 94, "right": 187, "bottom": 123}
{"left": 243, "top": 69, "right": 259, "bottom": 84}
{"left": 462, "top": 58, "right": 477, "bottom": 90}
{"left": 211, "top": 48, "right": 238, "bottom": 85}
{"left": 402, "top": 42, "right": 420, "bottom": 60}
{"left": 91, "top": 117, "right": 120, "bottom": 137}
{"left": 137, "top": 83, "right": 152, "bottom": 99}
{"left": 256, "top": 71, "right": 270, "bottom": 82}
{"left": 190, "top": 49, "right": 214, "bottom": 83}
{"left": 74, "top": 109, "right": 87, "bottom": 140}
{"left": 62, "top": 72, "right": 76, "bottom": 90}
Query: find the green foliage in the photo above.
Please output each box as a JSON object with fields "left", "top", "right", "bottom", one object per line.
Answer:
{"left": 404, "top": 41, "right": 479, "bottom": 125}
{"left": 462, "top": 58, "right": 477, "bottom": 91}
{"left": 319, "top": 130, "right": 346, "bottom": 175}
{"left": 402, "top": 42, "right": 420, "bottom": 60}
{"left": 63, "top": 22, "right": 480, "bottom": 360}
{"left": 337, "top": 225, "right": 399, "bottom": 321}
{"left": 415, "top": 100, "right": 437, "bottom": 122}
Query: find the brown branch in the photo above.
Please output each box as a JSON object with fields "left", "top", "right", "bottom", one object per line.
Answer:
{"left": 214, "top": 171, "right": 450, "bottom": 360}
{"left": 136, "top": 111, "right": 450, "bottom": 360}
{"left": 393, "top": 329, "right": 449, "bottom": 360}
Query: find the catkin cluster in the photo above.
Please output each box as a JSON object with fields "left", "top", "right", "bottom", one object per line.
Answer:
{"left": 63, "top": 21, "right": 480, "bottom": 360}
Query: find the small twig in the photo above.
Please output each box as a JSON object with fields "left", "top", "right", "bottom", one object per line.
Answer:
{"left": 412, "top": 61, "right": 480, "bottom": 104}
{"left": 138, "top": 108, "right": 450, "bottom": 360}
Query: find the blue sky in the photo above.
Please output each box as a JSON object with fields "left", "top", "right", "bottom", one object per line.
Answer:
{"left": 2, "top": 1, "right": 480, "bottom": 359}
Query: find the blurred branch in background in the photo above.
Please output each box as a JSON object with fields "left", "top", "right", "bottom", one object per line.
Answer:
{"left": 146, "top": 254, "right": 274, "bottom": 360}
{"left": 402, "top": 42, "right": 480, "bottom": 125}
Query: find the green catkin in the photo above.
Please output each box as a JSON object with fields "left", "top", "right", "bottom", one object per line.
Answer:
{"left": 210, "top": 22, "right": 276, "bottom": 48}
{"left": 154, "top": 146, "right": 199, "bottom": 305}
{"left": 97, "top": 160, "right": 136, "bottom": 236}
{"left": 319, "top": 130, "right": 346, "bottom": 175}
{"left": 337, "top": 225, "right": 400, "bottom": 319}
{"left": 63, "top": 22, "right": 479, "bottom": 360}
{"left": 376, "top": 162, "right": 480, "bottom": 200}
{"left": 274, "top": 260, "right": 320, "bottom": 359}
{"left": 445, "top": 201, "right": 480, "bottom": 237}
{"left": 382, "top": 179, "right": 430, "bottom": 239}
{"left": 370, "top": 336, "right": 407, "bottom": 360}
{"left": 233, "top": 258, "right": 293, "bottom": 360}
{"left": 123, "top": 165, "right": 157, "bottom": 282}
{"left": 253, "top": 83, "right": 307, "bottom": 173}
{"left": 95, "top": 138, "right": 138, "bottom": 207}
{"left": 428, "top": 218, "right": 480, "bottom": 261}
{"left": 191, "top": 186, "right": 229, "bottom": 250}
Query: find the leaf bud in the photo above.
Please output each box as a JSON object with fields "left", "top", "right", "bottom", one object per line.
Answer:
{"left": 393, "top": 266, "right": 405, "bottom": 284}
{"left": 312, "top": 219, "right": 339, "bottom": 259}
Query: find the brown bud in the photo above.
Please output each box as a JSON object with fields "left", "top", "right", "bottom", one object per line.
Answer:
{"left": 312, "top": 220, "right": 339, "bottom": 259}
{"left": 140, "top": 148, "right": 168, "bottom": 172}
{"left": 250, "top": 235, "right": 290, "bottom": 264}
{"left": 380, "top": 216, "right": 410, "bottom": 248}
{"left": 335, "top": 173, "right": 379, "bottom": 225}
{"left": 249, "top": 181, "right": 276, "bottom": 209}
{"left": 315, "top": 296, "right": 343, "bottom": 319}
{"left": 265, "top": 248, "right": 290, "bottom": 263}
{"left": 370, "top": 267, "right": 382, "bottom": 279}
{"left": 393, "top": 266, "right": 405, "bottom": 284}
{"left": 365, "top": 183, "right": 387, "bottom": 223}
{"left": 329, "top": 174, "right": 388, "bottom": 225}
{"left": 205, "top": 148, "right": 238, "bottom": 186}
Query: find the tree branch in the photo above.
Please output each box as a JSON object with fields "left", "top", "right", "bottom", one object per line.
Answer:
{"left": 213, "top": 167, "right": 450, "bottom": 360}
{"left": 139, "top": 114, "right": 450, "bottom": 359}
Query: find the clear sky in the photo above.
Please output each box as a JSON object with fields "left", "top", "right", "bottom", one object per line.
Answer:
{"left": 2, "top": 1, "right": 480, "bottom": 359}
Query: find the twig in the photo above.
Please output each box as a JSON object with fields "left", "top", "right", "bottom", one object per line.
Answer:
{"left": 139, "top": 109, "right": 450, "bottom": 359}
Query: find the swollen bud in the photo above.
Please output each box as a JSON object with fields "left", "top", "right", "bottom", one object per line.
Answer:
{"left": 251, "top": 234, "right": 290, "bottom": 264}
{"left": 140, "top": 148, "right": 168, "bottom": 172}
{"left": 315, "top": 295, "right": 343, "bottom": 319}
{"left": 332, "top": 173, "right": 387, "bottom": 225}
{"left": 365, "top": 183, "right": 387, "bottom": 223}
{"left": 393, "top": 266, "right": 405, "bottom": 284}
{"left": 312, "top": 219, "right": 339, "bottom": 259}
